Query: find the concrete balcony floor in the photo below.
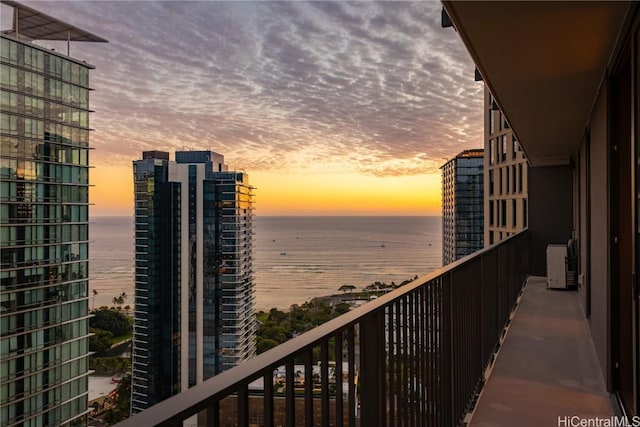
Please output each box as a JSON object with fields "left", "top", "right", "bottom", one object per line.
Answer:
{"left": 470, "top": 276, "right": 614, "bottom": 426}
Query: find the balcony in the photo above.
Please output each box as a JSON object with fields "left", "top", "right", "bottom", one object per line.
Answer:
{"left": 111, "top": 3, "right": 640, "bottom": 422}
{"left": 468, "top": 276, "right": 612, "bottom": 426}
{"left": 116, "top": 231, "right": 529, "bottom": 426}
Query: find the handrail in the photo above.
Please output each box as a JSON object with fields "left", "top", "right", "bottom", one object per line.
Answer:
{"left": 118, "top": 229, "right": 529, "bottom": 427}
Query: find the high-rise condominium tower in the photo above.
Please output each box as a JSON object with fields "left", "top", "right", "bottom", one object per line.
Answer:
{"left": 0, "top": 2, "right": 106, "bottom": 425}
{"left": 130, "top": 150, "right": 256, "bottom": 414}
{"left": 441, "top": 149, "right": 484, "bottom": 265}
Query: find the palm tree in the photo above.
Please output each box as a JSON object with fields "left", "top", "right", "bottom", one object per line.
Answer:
{"left": 112, "top": 292, "right": 128, "bottom": 310}
{"left": 92, "top": 289, "right": 98, "bottom": 310}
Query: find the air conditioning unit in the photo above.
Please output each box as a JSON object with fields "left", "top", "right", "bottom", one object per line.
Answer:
{"left": 547, "top": 244, "right": 568, "bottom": 289}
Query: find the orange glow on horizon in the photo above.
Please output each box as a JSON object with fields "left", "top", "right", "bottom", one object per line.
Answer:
{"left": 250, "top": 171, "right": 441, "bottom": 216}
{"left": 90, "top": 165, "right": 442, "bottom": 217}
{"left": 90, "top": 165, "right": 133, "bottom": 217}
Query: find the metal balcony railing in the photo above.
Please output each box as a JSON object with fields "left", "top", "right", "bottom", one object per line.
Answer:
{"left": 117, "top": 230, "right": 529, "bottom": 427}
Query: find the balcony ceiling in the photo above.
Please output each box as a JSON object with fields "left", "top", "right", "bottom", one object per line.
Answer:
{"left": 443, "top": 1, "right": 632, "bottom": 166}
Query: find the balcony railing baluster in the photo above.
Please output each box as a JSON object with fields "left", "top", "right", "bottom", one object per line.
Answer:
{"left": 320, "top": 341, "right": 329, "bottom": 426}
{"left": 238, "top": 385, "right": 249, "bottom": 427}
{"left": 408, "top": 291, "right": 416, "bottom": 426}
{"left": 263, "top": 370, "right": 274, "bottom": 427}
{"left": 304, "top": 350, "right": 313, "bottom": 427}
{"left": 401, "top": 296, "right": 409, "bottom": 424}
{"left": 286, "top": 361, "right": 295, "bottom": 426}
{"left": 335, "top": 332, "right": 344, "bottom": 427}
{"left": 347, "top": 326, "right": 356, "bottom": 425}
{"left": 388, "top": 302, "right": 396, "bottom": 424}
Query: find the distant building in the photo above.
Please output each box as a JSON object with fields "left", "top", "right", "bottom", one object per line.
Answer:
{"left": 441, "top": 149, "right": 485, "bottom": 265}
{"left": 0, "top": 2, "right": 106, "bottom": 425}
{"left": 130, "top": 150, "right": 256, "bottom": 414}
{"left": 484, "top": 85, "right": 529, "bottom": 245}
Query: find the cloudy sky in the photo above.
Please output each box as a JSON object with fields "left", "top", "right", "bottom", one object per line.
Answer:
{"left": 4, "top": 1, "right": 483, "bottom": 216}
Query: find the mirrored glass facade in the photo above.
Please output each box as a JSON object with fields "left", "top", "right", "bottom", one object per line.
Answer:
{"left": 441, "top": 150, "right": 484, "bottom": 265}
{"left": 130, "top": 152, "right": 181, "bottom": 414}
{"left": 1, "top": 35, "right": 93, "bottom": 426}
{"left": 131, "top": 151, "right": 256, "bottom": 415}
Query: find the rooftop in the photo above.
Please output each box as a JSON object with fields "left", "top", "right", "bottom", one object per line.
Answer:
{"left": 1, "top": 0, "right": 107, "bottom": 44}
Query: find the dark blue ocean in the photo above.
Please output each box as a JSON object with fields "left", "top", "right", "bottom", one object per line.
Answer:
{"left": 90, "top": 216, "right": 442, "bottom": 311}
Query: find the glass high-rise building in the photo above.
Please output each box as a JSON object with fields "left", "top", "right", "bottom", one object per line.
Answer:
{"left": 0, "top": 2, "right": 106, "bottom": 426}
{"left": 441, "top": 149, "right": 484, "bottom": 265}
{"left": 131, "top": 150, "right": 256, "bottom": 414}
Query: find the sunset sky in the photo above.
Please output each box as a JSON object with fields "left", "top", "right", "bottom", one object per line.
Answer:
{"left": 3, "top": 1, "right": 483, "bottom": 216}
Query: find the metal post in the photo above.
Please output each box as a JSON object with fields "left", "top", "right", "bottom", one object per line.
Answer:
{"left": 360, "top": 311, "right": 385, "bottom": 427}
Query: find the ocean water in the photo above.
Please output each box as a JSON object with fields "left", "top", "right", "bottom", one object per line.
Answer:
{"left": 89, "top": 216, "right": 442, "bottom": 311}
{"left": 89, "top": 216, "right": 135, "bottom": 309}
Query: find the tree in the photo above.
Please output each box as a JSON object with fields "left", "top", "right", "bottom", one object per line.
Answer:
{"left": 112, "top": 292, "right": 127, "bottom": 310}
{"left": 90, "top": 307, "right": 131, "bottom": 337}
{"left": 90, "top": 356, "right": 131, "bottom": 376}
{"left": 103, "top": 374, "right": 131, "bottom": 425}
{"left": 92, "top": 289, "right": 98, "bottom": 310}
{"left": 258, "top": 324, "right": 289, "bottom": 343}
{"left": 338, "top": 284, "right": 356, "bottom": 293}
{"left": 89, "top": 327, "right": 113, "bottom": 356}
{"left": 255, "top": 300, "right": 351, "bottom": 356}
{"left": 334, "top": 303, "right": 350, "bottom": 315}
{"left": 257, "top": 338, "right": 279, "bottom": 354}
{"left": 267, "top": 308, "right": 287, "bottom": 323}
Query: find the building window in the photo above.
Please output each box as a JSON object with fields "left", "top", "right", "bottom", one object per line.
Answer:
{"left": 489, "top": 110, "right": 496, "bottom": 134}
{"left": 501, "top": 200, "right": 507, "bottom": 227}
{"left": 489, "top": 170, "right": 494, "bottom": 195}
{"left": 512, "top": 165, "right": 516, "bottom": 193}
{"left": 518, "top": 164, "right": 523, "bottom": 193}
{"left": 489, "top": 200, "right": 494, "bottom": 225}
{"left": 512, "top": 199, "right": 517, "bottom": 228}
{"left": 499, "top": 168, "right": 503, "bottom": 195}
{"left": 489, "top": 139, "right": 495, "bottom": 164}
{"left": 506, "top": 167, "right": 510, "bottom": 194}
{"left": 501, "top": 135, "right": 507, "bottom": 162}
{"left": 523, "top": 198, "right": 528, "bottom": 227}
{"left": 489, "top": 231, "right": 494, "bottom": 245}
